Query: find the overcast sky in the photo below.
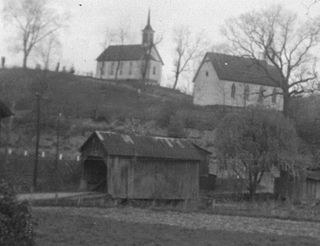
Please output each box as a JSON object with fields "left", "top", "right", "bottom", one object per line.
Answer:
{"left": 0, "top": 0, "right": 319, "bottom": 91}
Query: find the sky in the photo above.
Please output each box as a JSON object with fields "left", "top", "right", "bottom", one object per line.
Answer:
{"left": 0, "top": 0, "right": 319, "bottom": 92}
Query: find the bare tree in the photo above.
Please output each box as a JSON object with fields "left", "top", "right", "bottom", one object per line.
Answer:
{"left": 211, "top": 43, "right": 234, "bottom": 55}
{"left": 3, "top": 0, "right": 67, "bottom": 68}
{"left": 172, "top": 26, "right": 207, "bottom": 90}
{"left": 100, "top": 24, "right": 131, "bottom": 80}
{"left": 140, "top": 35, "right": 163, "bottom": 84}
{"left": 114, "top": 26, "right": 130, "bottom": 81}
{"left": 36, "top": 34, "right": 61, "bottom": 70}
{"left": 222, "top": 5, "right": 320, "bottom": 116}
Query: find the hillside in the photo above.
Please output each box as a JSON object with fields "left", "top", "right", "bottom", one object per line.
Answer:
{"left": 0, "top": 68, "right": 228, "bottom": 157}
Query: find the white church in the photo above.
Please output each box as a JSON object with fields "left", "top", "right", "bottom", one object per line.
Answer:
{"left": 95, "top": 11, "right": 163, "bottom": 85}
{"left": 192, "top": 52, "right": 283, "bottom": 110}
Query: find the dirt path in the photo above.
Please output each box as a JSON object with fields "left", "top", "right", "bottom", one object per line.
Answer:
{"left": 34, "top": 207, "right": 320, "bottom": 240}
{"left": 17, "top": 192, "right": 94, "bottom": 201}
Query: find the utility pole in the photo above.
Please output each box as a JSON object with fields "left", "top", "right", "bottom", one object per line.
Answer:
{"left": 55, "top": 113, "right": 62, "bottom": 190}
{"left": 32, "top": 92, "right": 41, "bottom": 192}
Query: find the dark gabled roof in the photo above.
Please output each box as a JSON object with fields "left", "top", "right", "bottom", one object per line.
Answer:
{"left": 96, "top": 44, "right": 150, "bottom": 62}
{"left": 307, "top": 170, "right": 320, "bottom": 181}
{"left": 96, "top": 44, "right": 164, "bottom": 64}
{"left": 81, "top": 131, "right": 210, "bottom": 161}
{"left": 0, "top": 100, "right": 13, "bottom": 119}
{"left": 194, "top": 52, "right": 282, "bottom": 87}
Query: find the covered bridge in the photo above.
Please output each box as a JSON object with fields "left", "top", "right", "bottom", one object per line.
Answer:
{"left": 79, "top": 131, "right": 210, "bottom": 200}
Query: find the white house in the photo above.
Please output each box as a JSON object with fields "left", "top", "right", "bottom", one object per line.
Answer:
{"left": 192, "top": 52, "right": 283, "bottom": 110}
{"left": 95, "top": 11, "right": 163, "bottom": 85}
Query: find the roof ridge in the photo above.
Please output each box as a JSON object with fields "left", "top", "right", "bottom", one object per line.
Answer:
{"left": 208, "top": 52, "right": 266, "bottom": 63}
{"left": 97, "top": 130, "right": 188, "bottom": 141}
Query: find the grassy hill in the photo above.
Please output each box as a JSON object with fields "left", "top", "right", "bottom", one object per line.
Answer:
{"left": 0, "top": 68, "right": 229, "bottom": 156}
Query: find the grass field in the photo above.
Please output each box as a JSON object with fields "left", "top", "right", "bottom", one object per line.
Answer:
{"left": 33, "top": 207, "right": 320, "bottom": 246}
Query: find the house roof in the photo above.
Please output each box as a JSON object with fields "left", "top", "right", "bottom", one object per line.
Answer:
{"left": 307, "top": 170, "right": 320, "bottom": 181}
{"left": 0, "top": 100, "right": 13, "bottom": 119}
{"left": 194, "top": 52, "right": 282, "bottom": 87}
{"left": 81, "top": 131, "right": 210, "bottom": 161}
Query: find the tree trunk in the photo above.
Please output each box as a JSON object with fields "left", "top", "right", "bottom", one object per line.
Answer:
{"left": 282, "top": 91, "right": 291, "bottom": 118}
{"left": 173, "top": 75, "right": 179, "bottom": 90}
{"left": 23, "top": 54, "right": 28, "bottom": 69}
{"left": 114, "top": 61, "right": 120, "bottom": 81}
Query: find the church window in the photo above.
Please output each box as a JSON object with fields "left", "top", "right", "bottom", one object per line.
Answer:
{"left": 153, "top": 66, "right": 156, "bottom": 75}
{"left": 272, "top": 88, "right": 277, "bottom": 103}
{"left": 258, "top": 86, "right": 264, "bottom": 103}
{"left": 110, "top": 62, "right": 115, "bottom": 75}
{"left": 244, "top": 85, "right": 250, "bottom": 101}
{"left": 231, "top": 83, "right": 236, "bottom": 99}
{"left": 100, "top": 62, "right": 105, "bottom": 77}
{"left": 119, "top": 61, "right": 124, "bottom": 75}
{"left": 129, "top": 62, "right": 133, "bottom": 75}
{"left": 206, "top": 71, "right": 209, "bottom": 77}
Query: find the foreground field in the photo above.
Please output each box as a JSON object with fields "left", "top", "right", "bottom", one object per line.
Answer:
{"left": 33, "top": 207, "right": 320, "bottom": 246}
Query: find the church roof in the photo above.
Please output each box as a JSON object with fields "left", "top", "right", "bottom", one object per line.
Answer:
{"left": 194, "top": 52, "right": 282, "bottom": 87}
{"left": 97, "top": 45, "right": 150, "bottom": 61}
{"left": 96, "top": 44, "right": 164, "bottom": 64}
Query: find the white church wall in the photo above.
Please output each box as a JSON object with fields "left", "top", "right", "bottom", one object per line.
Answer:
{"left": 193, "top": 61, "right": 283, "bottom": 110}
{"left": 147, "top": 60, "right": 162, "bottom": 84}
{"left": 96, "top": 60, "right": 143, "bottom": 80}
{"left": 221, "top": 80, "right": 283, "bottom": 110}
{"left": 193, "top": 60, "right": 225, "bottom": 105}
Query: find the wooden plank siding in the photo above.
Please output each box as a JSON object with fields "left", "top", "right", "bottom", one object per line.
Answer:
{"left": 107, "top": 157, "right": 199, "bottom": 200}
{"left": 306, "top": 179, "right": 320, "bottom": 201}
{"left": 79, "top": 131, "right": 210, "bottom": 200}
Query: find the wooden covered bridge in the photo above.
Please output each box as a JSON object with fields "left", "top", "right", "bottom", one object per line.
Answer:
{"left": 79, "top": 131, "right": 210, "bottom": 200}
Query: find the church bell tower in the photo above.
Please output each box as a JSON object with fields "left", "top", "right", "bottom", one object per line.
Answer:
{"left": 142, "top": 10, "right": 154, "bottom": 46}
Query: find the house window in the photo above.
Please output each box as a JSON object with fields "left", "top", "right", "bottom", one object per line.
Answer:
{"left": 206, "top": 71, "right": 209, "bottom": 77}
{"left": 231, "top": 83, "right": 236, "bottom": 99}
{"left": 153, "top": 66, "right": 156, "bottom": 75}
{"left": 129, "top": 62, "right": 133, "bottom": 75}
{"left": 258, "top": 86, "right": 264, "bottom": 103}
{"left": 244, "top": 85, "right": 250, "bottom": 101}
{"left": 110, "top": 62, "right": 115, "bottom": 75}
{"left": 119, "top": 61, "right": 124, "bottom": 75}
{"left": 100, "top": 62, "right": 105, "bottom": 77}
{"left": 272, "top": 88, "right": 277, "bottom": 103}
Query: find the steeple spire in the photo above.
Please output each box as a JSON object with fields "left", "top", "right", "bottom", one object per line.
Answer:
{"left": 142, "top": 9, "right": 154, "bottom": 46}
{"left": 147, "top": 8, "right": 151, "bottom": 27}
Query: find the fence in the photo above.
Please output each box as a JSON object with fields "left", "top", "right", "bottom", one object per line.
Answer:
{"left": 0, "top": 154, "right": 81, "bottom": 193}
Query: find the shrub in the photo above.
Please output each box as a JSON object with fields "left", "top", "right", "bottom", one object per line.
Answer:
{"left": 0, "top": 180, "right": 33, "bottom": 246}
{"left": 167, "top": 114, "right": 186, "bottom": 138}
{"left": 156, "top": 102, "right": 178, "bottom": 127}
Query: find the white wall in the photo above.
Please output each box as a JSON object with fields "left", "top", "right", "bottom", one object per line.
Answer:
{"left": 96, "top": 60, "right": 142, "bottom": 80}
{"left": 96, "top": 59, "right": 162, "bottom": 85}
{"left": 193, "top": 60, "right": 283, "bottom": 110}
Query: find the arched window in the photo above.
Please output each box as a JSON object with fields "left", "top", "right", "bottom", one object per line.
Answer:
{"left": 272, "top": 88, "right": 277, "bottom": 103}
{"left": 110, "top": 62, "right": 115, "bottom": 75}
{"left": 153, "top": 66, "right": 156, "bottom": 75}
{"left": 231, "top": 83, "right": 236, "bottom": 99}
{"left": 119, "top": 61, "right": 124, "bottom": 75}
{"left": 129, "top": 62, "right": 133, "bottom": 75}
{"left": 244, "top": 85, "right": 250, "bottom": 101}
{"left": 258, "top": 86, "right": 264, "bottom": 103}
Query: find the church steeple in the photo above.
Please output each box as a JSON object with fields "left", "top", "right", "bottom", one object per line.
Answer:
{"left": 142, "top": 9, "right": 154, "bottom": 46}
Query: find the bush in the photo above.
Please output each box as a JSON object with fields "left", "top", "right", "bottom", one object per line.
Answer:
{"left": 167, "top": 114, "right": 186, "bottom": 138}
{"left": 0, "top": 180, "right": 34, "bottom": 246}
{"left": 156, "top": 102, "right": 178, "bottom": 127}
